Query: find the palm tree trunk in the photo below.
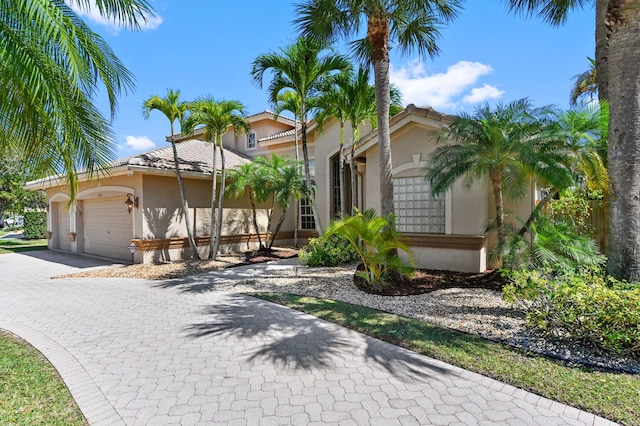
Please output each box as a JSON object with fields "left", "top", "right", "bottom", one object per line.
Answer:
{"left": 369, "top": 15, "right": 394, "bottom": 218}
{"left": 268, "top": 208, "right": 289, "bottom": 249}
{"left": 605, "top": 2, "right": 640, "bottom": 281}
{"left": 170, "top": 124, "right": 200, "bottom": 259}
{"left": 208, "top": 140, "right": 218, "bottom": 260}
{"left": 350, "top": 129, "right": 358, "bottom": 212}
{"left": 517, "top": 189, "right": 558, "bottom": 238}
{"left": 294, "top": 119, "right": 300, "bottom": 247}
{"left": 339, "top": 124, "right": 346, "bottom": 217}
{"left": 212, "top": 141, "right": 226, "bottom": 259}
{"left": 265, "top": 193, "right": 276, "bottom": 248}
{"left": 248, "top": 191, "right": 264, "bottom": 250}
{"left": 301, "top": 112, "right": 323, "bottom": 234}
{"left": 491, "top": 172, "right": 506, "bottom": 258}
{"left": 595, "top": 0, "right": 609, "bottom": 102}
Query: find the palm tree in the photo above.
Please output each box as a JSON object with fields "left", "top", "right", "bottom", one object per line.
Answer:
{"left": 315, "top": 76, "right": 351, "bottom": 217}
{"left": 343, "top": 68, "right": 402, "bottom": 211}
{"left": 251, "top": 36, "right": 351, "bottom": 234}
{"left": 503, "top": 0, "right": 640, "bottom": 287}
{"left": 295, "top": 0, "right": 462, "bottom": 219}
{"left": 183, "top": 98, "right": 249, "bottom": 260}
{"left": 516, "top": 105, "right": 608, "bottom": 239}
{"left": 142, "top": 89, "right": 200, "bottom": 259}
{"left": 570, "top": 57, "right": 597, "bottom": 107}
{"left": 0, "top": 0, "right": 155, "bottom": 200}
{"left": 256, "top": 155, "right": 308, "bottom": 249}
{"left": 274, "top": 91, "right": 303, "bottom": 246}
{"left": 226, "top": 162, "right": 269, "bottom": 250}
{"left": 423, "top": 99, "right": 573, "bottom": 257}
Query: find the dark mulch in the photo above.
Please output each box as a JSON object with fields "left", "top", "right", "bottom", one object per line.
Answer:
{"left": 235, "top": 247, "right": 300, "bottom": 266}
{"left": 353, "top": 263, "right": 505, "bottom": 296}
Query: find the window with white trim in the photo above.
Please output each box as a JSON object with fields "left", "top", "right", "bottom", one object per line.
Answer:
{"left": 393, "top": 177, "right": 445, "bottom": 233}
{"left": 246, "top": 132, "right": 256, "bottom": 150}
{"left": 300, "top": 197, "right": 316, "bottom": 230}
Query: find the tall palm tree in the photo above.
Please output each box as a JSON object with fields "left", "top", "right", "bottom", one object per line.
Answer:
{"left": 423, "top": 99, "right": 573, "bottom": 257}
{"left": 343, "top": 68, "right": 402, "bottom": 211}
{"left": 142, "top": 89, "right": 200, "bottom": 259}
{"left": 0, "top": 0, "right": 155, "bottom": 200}
{"left": 315, "top": 76, "right": 351, "bottom": 217}
{"left": 295, "top": 0, "right": 462, "bottom": 219}
{"left": 251, "top": 36, "right": 351, "bottom": 234}
{"left": 183, "top": 98, "right": 249, "bottom": 260}
{"left": 274, "top": 91, "right": 303, "bottom": 246}
{"left": 503, "top": 0, "right": 640, "bottom": 285}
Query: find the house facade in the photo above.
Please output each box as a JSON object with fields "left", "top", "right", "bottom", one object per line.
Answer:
{"left": 26, "top": 106, "right": 537, "bottom": 272}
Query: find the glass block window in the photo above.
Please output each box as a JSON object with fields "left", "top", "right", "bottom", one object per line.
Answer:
{"left": 300, "top": 197, "right": 316, "bottom": 230}
{"left": 246, "top": 132, "right": 256, "bottom": 149}
{"left": 393, "top": 177, "right": 445, "bottom": 233}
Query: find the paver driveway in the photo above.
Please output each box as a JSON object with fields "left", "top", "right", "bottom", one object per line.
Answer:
{"left": 0, "top": 250, "right": 616, "bottom": 425}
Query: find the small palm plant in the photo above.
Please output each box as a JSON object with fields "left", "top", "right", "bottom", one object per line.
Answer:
{"left": 326, "top": 208, "right": 414, "bottom": 287}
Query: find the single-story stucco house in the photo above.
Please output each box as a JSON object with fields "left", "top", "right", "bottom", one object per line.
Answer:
{"left": 26, "top": 106, "right": 538, "bottom": 272}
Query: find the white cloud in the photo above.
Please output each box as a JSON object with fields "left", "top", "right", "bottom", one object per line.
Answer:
{"left": 462, "top": 84, "right": 505, "bottom": 104}
{"left": 66, "top": 0, "right": 163, "bottom": 33}
{"left": 126, "top": 135, "right": 156, "bottom": 151}
{"left": 390, "top": 60, "right": 503, "bottom": 110}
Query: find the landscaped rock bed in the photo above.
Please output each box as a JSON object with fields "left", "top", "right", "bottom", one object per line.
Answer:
{"left": 57, "top": 249, "right": 640, "bottom": 375}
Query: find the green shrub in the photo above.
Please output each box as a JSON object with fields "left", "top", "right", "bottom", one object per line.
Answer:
{"left": 23, "top": 211, "right": 46, "bottom": 240}
{"left": 503, "top": 269, "right": 640, "bottom": 357}
{"left": 299, "top": 233, "right": 359, "bottom": 267}
{"left": 326, "top": 208, "right": 414, "bottom": 287}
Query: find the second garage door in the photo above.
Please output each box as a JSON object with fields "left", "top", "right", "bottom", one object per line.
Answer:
{"left": 83, "top": 197, "right": 133, "bottom": 261}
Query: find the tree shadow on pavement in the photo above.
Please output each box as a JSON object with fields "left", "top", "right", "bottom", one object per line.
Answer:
{"left": 186, "top": 295, "right": 449, "bottom": 381}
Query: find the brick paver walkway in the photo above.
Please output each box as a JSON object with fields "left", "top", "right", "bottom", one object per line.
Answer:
{"left": 0, "top": 250, "right": 616, "bottom": 425}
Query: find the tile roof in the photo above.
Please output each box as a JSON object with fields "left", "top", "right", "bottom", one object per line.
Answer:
{"left": 128, "top": 139, "right": 252, "bottom": 174}
{"left": 258, "top": 128, "right": 297, "bottom": 142}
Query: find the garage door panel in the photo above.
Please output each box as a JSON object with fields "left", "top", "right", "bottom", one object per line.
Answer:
{"left": 83, "top": 197, "right": 133, "bottom": 261}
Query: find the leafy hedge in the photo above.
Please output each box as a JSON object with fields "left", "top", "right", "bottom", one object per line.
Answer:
{"left": 23, "top": 211, "right": 46, "bottom": 240}
{"left": 299, "top": 233, "right": 359, "bottom": 267}
{"left": 503, "top": 269, "right": 640, "bottom": 357}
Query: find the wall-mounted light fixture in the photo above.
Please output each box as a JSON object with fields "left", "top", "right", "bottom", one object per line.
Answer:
{"left": 125, "top": 193, "right": 138, "bottom": 214}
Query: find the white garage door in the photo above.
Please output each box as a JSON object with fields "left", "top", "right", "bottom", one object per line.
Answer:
{"left": 83, "top": 197, "right": 133, "bottom": 261}
{"left": 56, "top": 202, "right": 71, "bottom": 252}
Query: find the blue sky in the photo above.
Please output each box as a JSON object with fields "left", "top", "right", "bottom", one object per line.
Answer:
{"left": 70, "top": 1, "right": 595, "bottom": 159}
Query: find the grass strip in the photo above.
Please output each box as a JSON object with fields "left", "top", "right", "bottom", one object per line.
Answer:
{"left": 0, "top": 331, "right": 86, "bottom": 425}
{"left": 0, "top": 239, "right": 47, "bottom": 254}
{"left": 251, "top": 292, "right": 639, "bottom": 425}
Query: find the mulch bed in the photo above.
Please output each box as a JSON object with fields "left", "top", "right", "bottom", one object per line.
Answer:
{"left": 234, "top": 248, "right": 300, "bottom": 266}
{"left": 353, "top": 263, "right": 505, "bottom": 296}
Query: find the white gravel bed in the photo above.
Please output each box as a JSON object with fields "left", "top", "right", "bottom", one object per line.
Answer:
{"left": 214, "top": 263, "right": 640, "bottom": 374}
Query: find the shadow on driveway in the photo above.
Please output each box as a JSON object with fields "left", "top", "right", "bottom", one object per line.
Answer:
{"left": 185, "top": 295, "right": 450, "bottom": 382}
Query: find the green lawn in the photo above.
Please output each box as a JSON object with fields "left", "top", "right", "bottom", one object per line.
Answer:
{"left": 0, "top": 238, "right": 47, "bottom": 254}
{"left": 251, "top": 293, "right": 640, "bottom": 425}
{"left": 0, "top": 331, "right": 86, "bottom": 425}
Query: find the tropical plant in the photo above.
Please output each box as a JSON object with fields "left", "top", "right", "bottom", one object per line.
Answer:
{"left": 570, "top": 57, "right": 597, "bottom": 106}
{"left": 517, "top": 104, "right": 608, "bottom": 239}
{"left": 0, "top": 0, "right": 155, "bottom": 200}
{"left": 142, "top": 89, "right": 200, "bottom": 259}
{"left": 296, "top": 0, "right": 461, "bottom": 219}
{"left": 299, "top": 233, "right": 359, "bottom": 266}
{"left": 326, "top": 208, "right": 414, "bottom": 287}
{"left": 227, "top": 155, "right": 307, "bottom": 250}
{"left": 503, "top": 0, "right": 640, "bottom": 288}
{"left": 423, "top": 98, "right": 573, "bottom": 259}
{"left": 252, "top": 36, "right": 351, "bottom": 234}
{"left": 183, "top": 98, "right": 249, "bottom": 260}
{"left": 503, "top": 268, "right": 640, "bottom": 357}
{"left": 499, "top": 211, "right": 605, "bottom": 271}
